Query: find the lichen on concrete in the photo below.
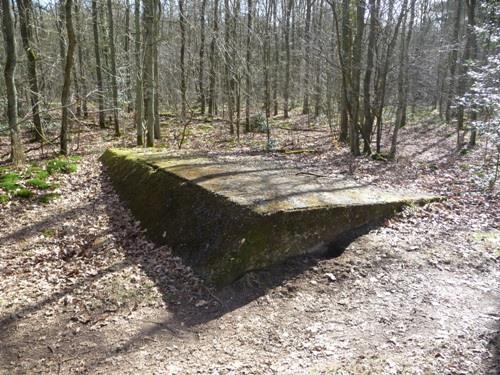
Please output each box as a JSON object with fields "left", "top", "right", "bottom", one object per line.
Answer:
{"left": 101, "top": 148, "right": 439, "bottom": 286}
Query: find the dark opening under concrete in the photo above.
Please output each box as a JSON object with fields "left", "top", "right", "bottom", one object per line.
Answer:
{"left": 101, "top": 148, "right": 439, "bottom": 287}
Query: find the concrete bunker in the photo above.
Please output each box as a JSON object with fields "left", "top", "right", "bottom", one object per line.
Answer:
{"left": 101, "top": 148, "right": 438, "bottom": 286}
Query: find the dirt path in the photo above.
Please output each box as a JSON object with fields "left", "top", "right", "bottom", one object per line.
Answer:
{"left": 0, "top": 122, "right": 499, "bottom": 374}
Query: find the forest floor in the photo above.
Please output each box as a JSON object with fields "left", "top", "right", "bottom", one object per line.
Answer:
{"left": 0, "top": 111, "right": 499, "bottom": 374}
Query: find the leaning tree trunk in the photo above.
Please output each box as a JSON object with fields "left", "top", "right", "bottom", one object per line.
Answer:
{"left": 107, "top": 0, "right": 120, "bottom": 136}
{"left": 91, "top": 0, "right": 105, "bottom": 128}
{"left": 18, "top": 0, "right": 44, "bottom": 142}
{"left": 2, "top": 0, "right": 25, "bottom": 164}
{"left": 60, "top": 0, "right": 77, "bottom": 155}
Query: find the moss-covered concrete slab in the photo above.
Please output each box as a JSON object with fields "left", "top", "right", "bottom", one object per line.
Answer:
{"left": 101, "top": 148, "right": 439, "bottom": 286}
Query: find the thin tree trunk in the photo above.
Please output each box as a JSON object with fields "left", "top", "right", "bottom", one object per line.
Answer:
{"left": 199, "top": 0, "right": 207, "bottom": 115}
{"left": 390, "top": 0, "right": 415, "bottom": 159}
{"left": 283, "top": 0, "right": 293, "bottom": 119}
{"left": 125, "top": 0, "right": 132, "bottom": 113}
{"left": 60, "top": 0, "right": 77, "bottom": 155}
{"left": 153, "top": 0, "right": 161, "bottom": 139}
{"left": 144, "top": 0, "right": 155, "bottom": 145}
{"left": 208, "top": 0, "right": 219, "bottom": 116}
{"left": 134, "top": 0, "right": 143, "bottom": 145}
{"left": 313, "top": 0, "right": 324, "bottom": 118}
{"left": 272, "top": 0, "right": 279, "bottom": 116}
{"left": 18, "top": 0, "right": 44, "bottom": 142}
{"left": 445, "top": 0, "right": 462, "bottom": 124}
{"left": 75, "top": 0, "right": 88, "bottom": 118}
{"left": 337, "top": 0, "right": 351, "bottom": 143}
{"left": 245, "top": 0, "right": 252, "bottom": 131}
{"left": 302, "top": 0, "right": 314, "bottom": 115}
{"left": 107, "top": 0, "right": 120, "bottom": 136}
{"left": 374, "top": 0, "right": 404, "bottom": 153}
{"left": 2, "top": 0, "right": 25, "bottom": 164}
{"left": 179, "top": 0, "right": 187, "bottom": 120}
{"left": 466, "top": 0, "right": 477, "bottom": 146}
{"left": 264, "top": 0, "right": 272, "bottom": 119}
{"left": 92, "top": 0, "right": 105, "bottom": 128}
{"left": 362, "top": 0, "right": 378, "bottom": 154}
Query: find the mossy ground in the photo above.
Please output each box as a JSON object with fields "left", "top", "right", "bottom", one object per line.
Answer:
{"left": 0, "top": 156, "right": 79, "bottom": 204}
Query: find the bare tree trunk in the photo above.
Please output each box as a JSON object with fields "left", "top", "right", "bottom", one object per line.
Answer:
{"left": 272, "top": 0, "right": 279, "bottom": 116}
{"left": 2, "top": 0, "right": 25, "bottom": 164}
{"left": 208, "top": 0, "right": 219, "bottom": 116}
{"left": 125, "top": 0, "right": 132, "bottom": 113}
{"left": 144, "top": 0, "right": 155, "bottom": 145}
{"left": 199, "top": 0, "right": 207, "bottom": 115}
{"left": 466, "top": 0, "right": 477, "bottom": 147}
{"left": 302, "top": 0, "right": 314, "bottom": 115}
{"left": 390, "top": 0, "right": 415, "bottom": 159}
{"left": 92, "top": 0, "right": 105, "bottom": 128}
{"left": 374, "top": 0, "right": 404, "bottom": 153}
{"left": 134, "top": 0, "right": 143, "bottom": 145}
{"left": 60, "top": 0, "right": 77, "bottom": 155}
{"left": 179, "top": 0, "right": 187, "bottom": 120}
{"left": 283, "top": 0, "right": 293, "bottom": 119}
{"left": 313, "top": 0, "right": 324, "bottom": 118}
{"left": 445, "top": 0, "right": 462, "bottom": 124}
{"left": 75, "top": 0, "right": 88, "bottom": 118}
{"left": 107, "top": 0, "right": 120, "bottom": 136}
{"left": 264, "top": 0, "right": 272, "bottom": 119}
{"left": 338, "top": 0, "right": 351, "bottom": 143}
{"left": 362, "top": 0, "right": 378, "bottom": 154}
{"left": 153, "top": 0, "right": 161, "bottom": 139}
{"left": 18, "top": 0, "right": 44, "bottom": 142}
{"left": 245, "top": 0, "right": 252, "bottom": 131}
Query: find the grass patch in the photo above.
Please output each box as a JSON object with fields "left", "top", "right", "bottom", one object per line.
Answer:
{"left": 27, "top": 178, "right": 55, "bottom": 190}
{"left": 26, "top": 166, "right": 49, "bottom": 180}
{"left": 47, "top": 157, "right": 78, "bottom": 175}
{"left": 39, "top": 192, "right": 60, "bottom": 204}
{"left": 14, "top": 188, "right": 33, "bottom": 198}
{"left": 0, "top": 172, "right": 21, "bottom": 191}
{"left": 0, "top": 194, "right": 9, "bottom": 204}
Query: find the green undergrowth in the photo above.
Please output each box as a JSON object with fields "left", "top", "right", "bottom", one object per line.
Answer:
{"left": 0, "top": 156, "right": 80, "bottom": 204}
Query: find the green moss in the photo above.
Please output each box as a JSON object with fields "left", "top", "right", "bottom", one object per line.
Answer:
{"left": 27, "top": 178, "right": 54, "bottom": 190}
{"left": 39, "top": 192, "right": 61, "bottom": 204}
{"left": 47, "top": 157, "right": 78, "bottom": 174}
{"left": 26, "top": 166, "right": 50, "bottom": 180}
{"left": 41, "top": 227, "right": 57, "bottom": 237}
{"left": 14, "top": 188, "right": 33, "bottom": 198}
{"left": 0, "top": 194, "right": 9, "bottom": 204}
{"left": 0, "top": 172, "right": 21, "bottom": 191}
